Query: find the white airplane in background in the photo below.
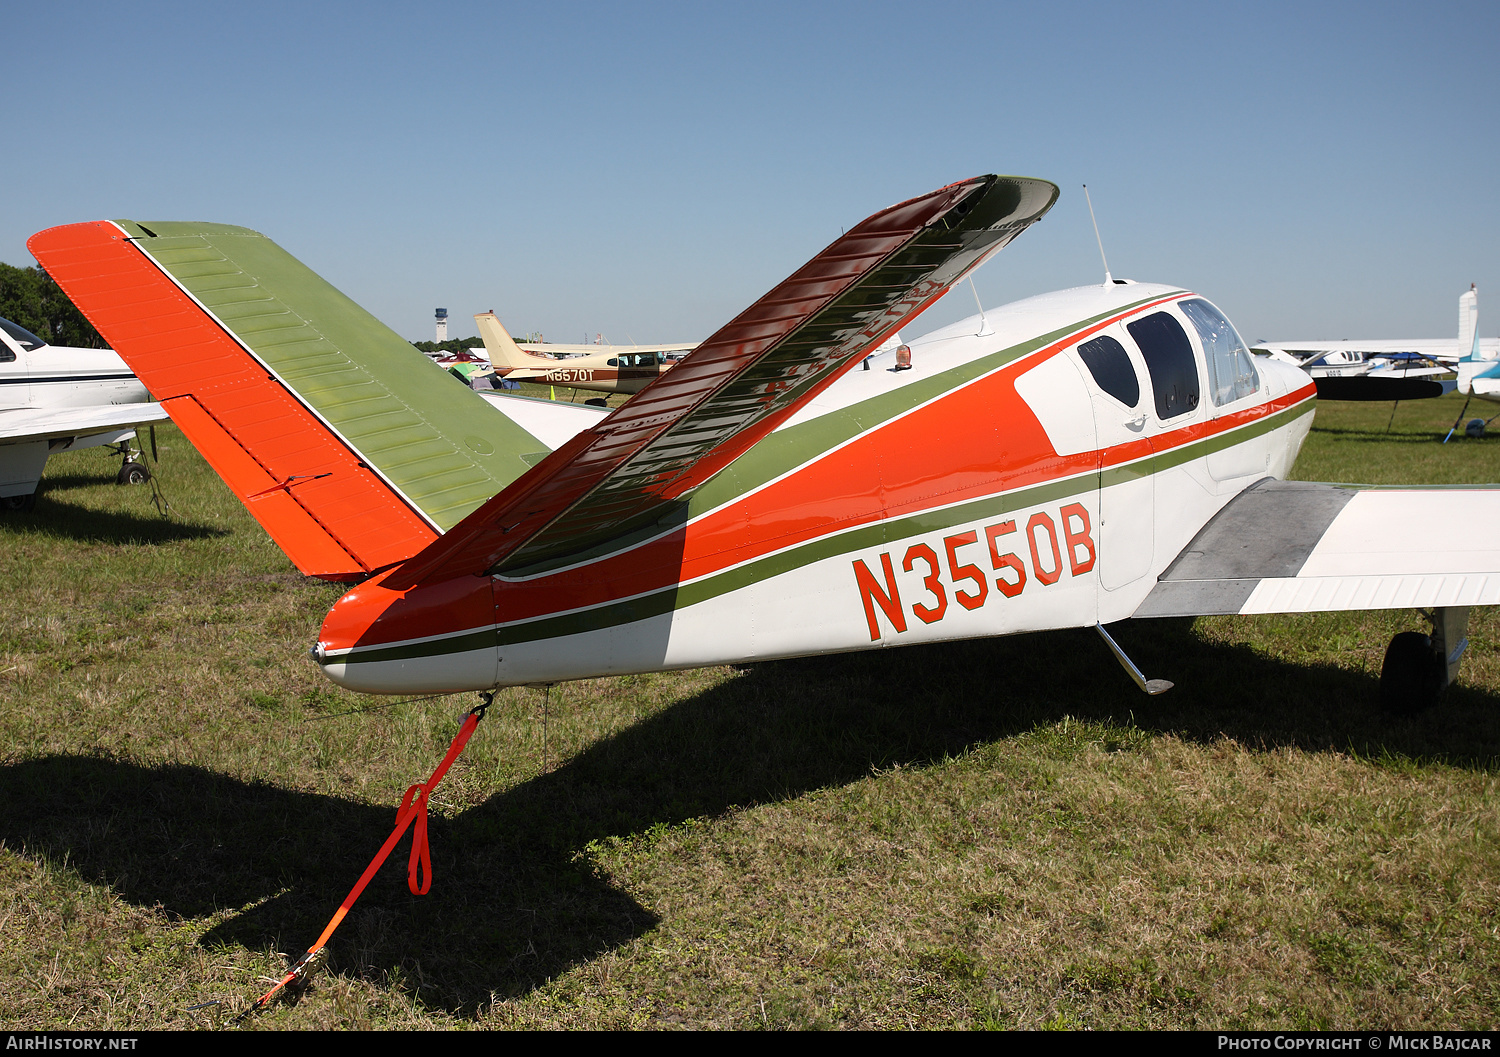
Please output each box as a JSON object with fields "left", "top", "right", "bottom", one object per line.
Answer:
{"left": 1254, "top": 286, "right": 1497, "bottom": 402}
{"left": 0, "top": 317, "right": 167, "bottom": 511}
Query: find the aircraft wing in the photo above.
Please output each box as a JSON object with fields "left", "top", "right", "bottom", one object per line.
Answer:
{"left": 385, "top": 174, "right": 1060, "bottom": 587}
{"left": 0, "top": 402, "right": 168, "bottom": 443}
{"left": 1134, "top": 480, "right": 1500, "bottom": 617}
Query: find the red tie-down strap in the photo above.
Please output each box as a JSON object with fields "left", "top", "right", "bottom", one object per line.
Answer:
{"left": 238, "top": 696, "right": 490, "bottom": 1021}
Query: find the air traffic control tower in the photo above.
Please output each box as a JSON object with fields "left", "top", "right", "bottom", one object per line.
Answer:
{"left": 435, "top": 307, "right": 448, "bottom": 342}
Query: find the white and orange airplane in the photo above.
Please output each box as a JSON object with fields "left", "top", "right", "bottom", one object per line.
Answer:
{"left": 29, "top": 175, "right": 1500, "bottom": 713}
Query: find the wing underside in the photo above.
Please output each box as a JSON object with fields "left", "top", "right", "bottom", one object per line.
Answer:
{"left": 388, "top": 174, "right": 1061, "bottom": 589}
{"left": 0, "top": 402, "right": 168, "bottom": 443}
{"left": 1135, "top": 480, "right": 1500, "bottom": 617}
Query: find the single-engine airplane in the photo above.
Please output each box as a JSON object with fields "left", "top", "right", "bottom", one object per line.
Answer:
{"left": 29, "top": 176, "right": 1500, "bottom": 713}
{"left": 1253, "top": 286, "right": 1496, "bottom": 402}
{"left": 0, "top": 315, "right": 167, "bottom": 510}
{"left": 475, "top": 310, "right": 695, "bottom": 400}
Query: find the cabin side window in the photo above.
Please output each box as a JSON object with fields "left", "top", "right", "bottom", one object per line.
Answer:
{"left": 0, "top": 317, "right": 47, "bottom": 360}
{"left": 1077, "top": 334, "right": 1139, "bottom": 407}
{"left": 1179, "top": 298, "right": 1259, "bottom": 405}
{"left": 1127, "top": 312, "right": 1200, "bottom": 420}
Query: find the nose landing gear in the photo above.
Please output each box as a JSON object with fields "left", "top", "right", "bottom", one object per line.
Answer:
{"left": 109, "top": 437, "right": 151, "bottom": 486}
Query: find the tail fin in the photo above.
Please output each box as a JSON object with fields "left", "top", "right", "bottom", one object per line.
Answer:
{"left": 29, "top": 221, "right": 549, "bottom": 580}
{"left": 475, "top": 311, "right": 540, "bottom": 370}
{"left": 1457, "top": 285, "right": 1488, "bottom": 393}
{"left": 1459, "top": 285, "right": 1481, "bottom": 358}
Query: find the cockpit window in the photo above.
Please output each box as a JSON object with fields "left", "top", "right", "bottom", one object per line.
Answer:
{"left": 1127, "top": 311, "right": 1200, "bottom": 420}
{"left": 1180, "top": 299, "right": 1259, "bottom": 405}
{"left": 1077, "top": 334, "right": 1139, "bottom": 408}
{"left": 0, "top": 317, "right": 46, "bottom": 355}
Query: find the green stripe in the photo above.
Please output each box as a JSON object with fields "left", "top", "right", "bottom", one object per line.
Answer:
{"left": 341, "top": 469, "right": 1103, "bottom": 664}
{"left": 1101, "top": 399, "right": 1316, "bottom": 488}
{"left": 119, "top": 221, "right": 541, "bottom": 531}
{"left": 685, "top": 292, "right": 1182, "bottom": 519}
{"left": 500, "top": 292, "right": 1184, "bottom": 578}
{"left": 340, "top": 395, "right": 1317, "bottom": 665}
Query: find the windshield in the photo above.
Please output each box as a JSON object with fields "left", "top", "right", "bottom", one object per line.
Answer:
{"left": 1179, "top": 299, "right": 1259, "bottom": 405}
{"left": 0, "top": 317, "right": 47, "bottom": 352}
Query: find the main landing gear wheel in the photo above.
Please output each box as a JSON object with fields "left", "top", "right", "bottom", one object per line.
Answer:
{"left": 117, "top": 461, "right": 151, "bottom": 485}
{"left": 0, "top": 492, "right": 36, "bottom": 513}
{"left": 1379, "top": 631, "right": 1445, "bottom": 715}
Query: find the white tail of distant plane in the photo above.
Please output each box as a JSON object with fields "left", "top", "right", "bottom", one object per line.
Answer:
{"left": 1459, "top": 286, "right": 1482, "bottom": 357}
{"left": 474, "top": 311, "right": 539, "bottom": 371}
{"left": 1455, "top": 286, "right": 1495, "bottom": 395}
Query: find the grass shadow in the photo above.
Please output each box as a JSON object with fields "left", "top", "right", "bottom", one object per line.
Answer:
{"left": 0, "top": 494, "right": 228, "bottom": 545}
{"left": 1307, "top": 424, "right": 1461, "bottom": 445}
{"left": 37, "top": 471, "right": 137, "bottom": 493}
{"left": 4, "top": 619, "right": 1496, "bottom": 1016}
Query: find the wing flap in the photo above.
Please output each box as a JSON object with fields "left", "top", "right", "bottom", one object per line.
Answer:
{"left": 1135, "top": 480, "right": 1500, "bottom": 617}
{"left": 161, "top": 395, "right": 373, "bottom": 574}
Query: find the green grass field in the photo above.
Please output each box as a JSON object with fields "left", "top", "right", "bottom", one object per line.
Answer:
{"left": 2, "top": 393, "right": 1498, "bottom": 1030}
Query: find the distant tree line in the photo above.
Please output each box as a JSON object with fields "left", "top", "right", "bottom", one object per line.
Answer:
{"left": 0, "top": 262, "right": 106, "bottom": 348}
{"left": 411, "top": 337, "right": 485, "bottom": 354}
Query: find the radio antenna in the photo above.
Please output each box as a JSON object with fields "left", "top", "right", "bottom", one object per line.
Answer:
{"left": 968, "top": 276, "right": 994, "bottom": 337}
{"left": 1083, "top": 184, "right": 1113, "bottom": 285}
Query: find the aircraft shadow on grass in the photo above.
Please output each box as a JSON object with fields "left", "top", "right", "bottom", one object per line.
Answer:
{"left": 1, "top": 492, "right": 228, "bottom": 546}
{"left": 1311, "top": 424, "right": 1483, "bottom": 445}
{"left": 2, "top": 621, "right": 1498, "bottom": 1015}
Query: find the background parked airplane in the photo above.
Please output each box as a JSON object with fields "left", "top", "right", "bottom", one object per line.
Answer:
{"left": 0, "top": 316, "right": 167, "bottom": 511}
{"left": 475, "top": 310, "right": 695, "bottom": 400}
{"left": 1253, "top": 286, "right": 1496, "bottom": 401}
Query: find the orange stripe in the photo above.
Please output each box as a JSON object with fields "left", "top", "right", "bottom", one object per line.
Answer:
{"left": 328, "top": 301, "right": 1316, "bottom": 649}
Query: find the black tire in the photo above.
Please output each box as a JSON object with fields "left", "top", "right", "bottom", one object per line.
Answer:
{"left": 0, "top": 492, "right": 36, "bottom": 513}
{"left": 1379, "top": 631, "right": 1445, "bottom": 714}
{"left": 117, "top": 461, "right": 150, "bottom": 485}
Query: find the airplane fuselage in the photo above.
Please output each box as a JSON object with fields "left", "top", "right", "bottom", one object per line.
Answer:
{"left": 317, "top": 282, "right": 1316, "bottom": 693}
{"left": 0, "top": 337, "right": 148, "bottom": 413}
{"left": 0, "top": 321, "right": 158, "bottom": 501}
{"left": 497, "top": 350, "right": 671, "bottom": 395}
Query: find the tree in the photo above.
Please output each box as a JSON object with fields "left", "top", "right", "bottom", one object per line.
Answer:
{"left": 0, "top": 262, "right": 106, "bottom": 348}
{"left": 411, "top": 337, "right": 486, "bottom": 355}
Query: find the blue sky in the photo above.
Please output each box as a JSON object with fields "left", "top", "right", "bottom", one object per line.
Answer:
{"left": 6, "top": 0, "right": 1496, "bottom": 345}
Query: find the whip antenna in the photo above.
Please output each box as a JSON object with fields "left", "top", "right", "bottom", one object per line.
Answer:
{"left": 1083, "top": 184, "right": 1113, "bottom": 285}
